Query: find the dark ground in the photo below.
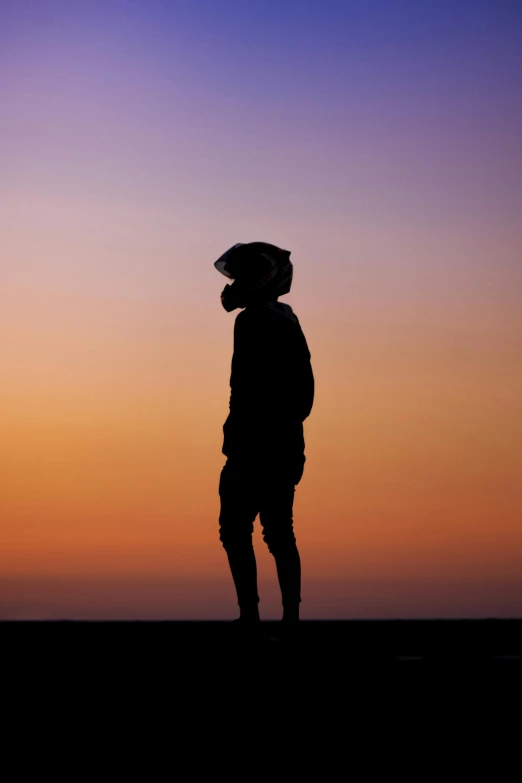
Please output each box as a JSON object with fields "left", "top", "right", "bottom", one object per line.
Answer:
{"left": 4, "top": 620, "right": 520, "bottom": 749}
{"left": 4, "top": 618, "right": 521, "bottom": 665}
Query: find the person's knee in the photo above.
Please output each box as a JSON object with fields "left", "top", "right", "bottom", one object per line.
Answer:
{"left": 219, "top": 520, "right": 253, "bottom": 553}
{"left": 262, "top": 523, "right": 297, "bottom": 556}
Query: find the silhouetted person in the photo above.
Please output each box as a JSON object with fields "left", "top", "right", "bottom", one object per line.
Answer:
{"left": 215, "top": 242, "right": 314, "bottom": 630}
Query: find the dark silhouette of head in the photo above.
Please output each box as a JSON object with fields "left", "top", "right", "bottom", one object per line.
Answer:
{"left": 214, "top": 242, "right": 293, "bottom": 312}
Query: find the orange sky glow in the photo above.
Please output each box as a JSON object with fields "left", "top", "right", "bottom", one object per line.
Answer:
{"left": 2, "top": 0, "right": 521, "bottom": 618}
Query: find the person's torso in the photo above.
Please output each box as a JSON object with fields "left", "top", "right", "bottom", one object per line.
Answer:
{"left": 223, "top": 301, "right": 314, "bottom": 458}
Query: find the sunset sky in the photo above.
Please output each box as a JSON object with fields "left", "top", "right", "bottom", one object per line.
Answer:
{"left": 2, "top": 0, "right": 521, "bottom": 619}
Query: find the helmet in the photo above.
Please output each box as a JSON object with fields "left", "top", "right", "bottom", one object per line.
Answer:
{"left": 214, "top": 242, "right": 293, "bottom": 312}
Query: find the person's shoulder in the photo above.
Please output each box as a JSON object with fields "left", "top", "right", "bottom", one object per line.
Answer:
{"left": 234, "top": 307, "right": 258, "bottom": 335}
{"left": 239, "top": 302, "right": 301, "bottom": 333}
{"left": 239, "top": 304, "right": 271, "bottom": 323}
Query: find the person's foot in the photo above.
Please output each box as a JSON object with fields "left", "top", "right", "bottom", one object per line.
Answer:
{"left": 239, "top": 605, "right": 260, "bottom": 623}
{"left": 282, "top": 606, "right": 299, "bottom": 624}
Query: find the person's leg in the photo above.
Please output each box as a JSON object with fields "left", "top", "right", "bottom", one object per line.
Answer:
{"left": 218, "top": 459, "right": 260, "bottom": 620}
{"left": 259, "top": 474, "right": 301, "bottom": 622}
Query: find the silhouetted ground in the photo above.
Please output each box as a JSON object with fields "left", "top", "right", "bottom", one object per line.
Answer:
{"left": 3, "top": 619, "right": 521, "bottom": 666}
{"left": 5, "top": 620, "right": 520, "bottom": 737}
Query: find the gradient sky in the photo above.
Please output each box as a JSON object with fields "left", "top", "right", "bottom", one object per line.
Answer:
{"left": 2, "top": 0, "right": 521, "bottom": 619}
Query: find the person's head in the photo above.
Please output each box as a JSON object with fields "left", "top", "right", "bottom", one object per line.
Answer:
{"left": 214, "top": 242, "right": 293, "bottom": 312}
